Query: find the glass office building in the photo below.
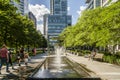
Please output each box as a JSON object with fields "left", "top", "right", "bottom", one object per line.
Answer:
{"left": 19, "top": 0, "right": 28, "bottom": 15}
{"left": 86, "top": 0, "right": 118, "bottom": 9}
{"left": 10, "top": 0, "right": 28, "bottom": 15}
{"left": 44, "top": 0, "right": 72, "bottom": 46}
{"left": 50, "top": 0, "right": 67, "bottom": 15}
{"left": 86, "top": 0, "right": 102, "bottom": 9}
{"left": 47, "top": 15, "right": 71, "bottom": 45}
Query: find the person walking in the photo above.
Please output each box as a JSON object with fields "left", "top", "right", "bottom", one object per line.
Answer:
{"left": 32, "top": 48, "right": 36, "bottom": 56}
{"left": 8, "top": 49, "right": 14, "bottom": 69}
{"left": 20, "top": 47, "right": 24, "bottom": 62}
{"left": 16, "top": 50, "right": 21, "bottom": 66}
{"left": 89, "top": 48, "right": 97, "bottom": 60}
{"left": 24, "top": 52, "right": 29, "bottom": 66}
{"left": 0, "top": 44, "right": 10, "bottom": 74}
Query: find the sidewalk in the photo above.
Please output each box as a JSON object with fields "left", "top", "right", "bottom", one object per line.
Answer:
{"left": 66, "top": 53, "right": 120, "bottom": 80}
{"left": 1, "top": 52, "right": 120, "bottom": 80}
{"left": 0, "top": 53, "right": 47, "bottom": 80}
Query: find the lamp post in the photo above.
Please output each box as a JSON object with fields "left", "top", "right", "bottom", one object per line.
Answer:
{"left": 47, "top": 35, "right": 50, "bottom": 56}
{"left": 64, "top": 34, "right": 67, "bottom": 55}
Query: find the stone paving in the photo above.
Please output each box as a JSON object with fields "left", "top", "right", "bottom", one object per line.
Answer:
{"left": 0, "top": 53, "right": 47, "bottom": 80}
{"left": 66, "top": 53, "right": 120, "bottom": 80}
{"left": 1, "top": 52, "right": 120, "bottom": 80}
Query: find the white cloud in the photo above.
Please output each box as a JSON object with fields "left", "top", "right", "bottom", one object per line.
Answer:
{"left": 77, "top": 6, "right": 86, "bottom": 16}
{"left": 37, "top": 24, "right": 43, "bottom": 34}
{"left": 67, "top": 7, "right": 70, "bottom": 11}
{"left": 29, "top": 4, "right": 50, "bottom": 33}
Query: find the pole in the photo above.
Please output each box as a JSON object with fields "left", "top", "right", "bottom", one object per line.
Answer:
{"left": 47, "top": 35, "right": 50, "bottom": 56}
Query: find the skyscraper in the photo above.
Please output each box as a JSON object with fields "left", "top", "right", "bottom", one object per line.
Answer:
{"left": 19, "top": 0, "right": 29, "bottom": 15}
{"left": 10, "top": 0, "right": 20, "bottom": 13}
{"left": 85, "top": 0, "right": 102, "bottom": 9}
{"left": 44, "top": 0, "right": 72, "bottom": 46}
{"left": 28, "top": 12, "right": 37, "bottom": 29}
{"left": 102, "top": 0, "right": 118, "bottom": 6}
{"left": 10, "top": 0, "right": 29, "bottom": 15}
{"left": 50, "top": 0, "right": 67, "bottom": 15}
{"left": 85, "top": 0, "right": 118, "bottom": 9}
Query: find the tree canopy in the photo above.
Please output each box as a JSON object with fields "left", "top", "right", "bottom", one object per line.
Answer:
{"left": 59, "top": 1, "right": 120, "bottom": 49}
{"left": 0, "top": 0, "right": 47, "bottom": 48}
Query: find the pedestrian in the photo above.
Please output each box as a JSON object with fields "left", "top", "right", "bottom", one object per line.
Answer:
{"left": 32, "top": 48, "right": 36, "bottom": 56}
{"left": 8, "top": 49, "right": 14, "bottom": 69}
{"left": 89, "top": 48, "right": 97, "bottom": 60}
{"left": 24, "top": 52, "right": 29, "bottom": 66}
{"left": 0, "top": 44, "right": 10, "bottom": 74}
{"left": 20, "top": 47, "right": 25, "bottom": 62}
{"left": 16, "top": 50, "right": 21, "bottom": 66}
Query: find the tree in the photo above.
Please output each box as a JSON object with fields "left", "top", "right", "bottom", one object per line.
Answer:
{"left": 58, "top": 1, "right": 120, "bottom": 52}
{"left": 0, "top": 0, "right": 46, "bottom": 49}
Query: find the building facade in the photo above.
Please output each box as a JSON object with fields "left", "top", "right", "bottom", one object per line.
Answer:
{"left": 10, "top": 0, "right": 20, "bottom": 13}
{"left": 50, "top": 0, "right": 67, "bottom": 15}
{"left": 19, "top": 0, "right": 29, "bottom": 15}
{"left": 28, "top": 12, "right": 37, "bottom": 29}
{"left": 10, "top": 0, "right": 28, "bottom": 15}
{"left": 85, "top": 0, "right": 102, "bottom": 9}
{"left": 44, "top": 0, "right": 72, "bottom": 46}
{"left": 102, "top": 0, "right": 118, "bottom": 6}
{"left": 85, "top": 0, "right": 118, "bottom": 9}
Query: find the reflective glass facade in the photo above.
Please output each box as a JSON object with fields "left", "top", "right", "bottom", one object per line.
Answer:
{"left": 44, "top": 0, "right": 72, "bottom": 46}
{"left": 47, "top": 15, "right": 71, "bottom": 45}
{"left": 19, "top": 0, "right": 28, "bottom": 15}
{"left": 11, "top": 0, "right": 28, "bottom": 15}
{"left": 50, "top": 0, "right": 67, "bottom": 15}
{"left": 86, "top": 0, "right": 102, "bottom": 9}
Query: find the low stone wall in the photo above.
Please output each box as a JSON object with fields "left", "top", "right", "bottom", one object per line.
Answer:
{"left": 65, "top": 57, "right": 91, "bottom": 77}
{"left": 26, "top": 58, "right": 46, "bottom": 78}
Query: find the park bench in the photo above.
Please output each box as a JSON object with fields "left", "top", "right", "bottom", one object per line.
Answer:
{"left": 94, "top": 53, "right": 104, "bottom": 61}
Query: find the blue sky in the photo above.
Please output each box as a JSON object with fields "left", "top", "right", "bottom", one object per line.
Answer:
{"left": 28, "top": 0, "right": 86, "bottom": 33}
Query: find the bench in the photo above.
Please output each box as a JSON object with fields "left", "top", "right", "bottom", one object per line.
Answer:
{"left": 94, "top": 53, "right": 104, "bottom": 61}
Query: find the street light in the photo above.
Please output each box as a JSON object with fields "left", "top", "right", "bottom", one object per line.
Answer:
{"left": 64, "top": 34, "right": 67, "bottom": 55}
{"left": 47, "top": 35, "right": 50, "bottom": 56}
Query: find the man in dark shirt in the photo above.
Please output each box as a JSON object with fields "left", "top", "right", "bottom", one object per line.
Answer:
{"left": 0, "top": 44, "right": 10, "bottom": 74}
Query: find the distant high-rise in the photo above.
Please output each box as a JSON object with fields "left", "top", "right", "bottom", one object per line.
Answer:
{"left": 85, "top": 0, "right": 102, "bottom": 9}
{"left": 44, "top": 0, "right": 72, "bottom": 46}
{"left": 50, "top": 0, "right": 67, "bottom": 15}
{"left": 19, "top": 0, "right": 29, "bottom": 15}
{"left": 11, "top": 0, "right": 28, "bottom": 15}
{"left": 102, "top": 0, "right": 118, "bottom": 6}
{"left": 85, "top": 0, "right": 118, "bottom": 9}
{"left": 28, "top": 12, "right": 37, "bottom": 29}
{"left": 10, "top": 0, "right": 20, "bottom": 13}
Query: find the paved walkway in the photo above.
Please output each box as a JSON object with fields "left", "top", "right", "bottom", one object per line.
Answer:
{"left": 0, "top": 53, "right": 47, "bottom": 80}
{"left": 1, "top": 52, "right": 120, "bottom": 80}
{"left": 66, "top": 53, "right": 120, "bottom": 80}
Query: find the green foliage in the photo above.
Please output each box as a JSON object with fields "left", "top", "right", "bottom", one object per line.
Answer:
{"left": 59, "top": 1, "right": 120, "bottom": 49}
{"left": 116, "top": 51, "right": 120, "bottom": 56}
{"left": 102, "top": 52, "right": 120, "bottom": 65}
{"left": 0, "top": 0, "right": 47, "bottom": 49}
{"left": 58, "top": 1, "right": 120, "bottom": 65}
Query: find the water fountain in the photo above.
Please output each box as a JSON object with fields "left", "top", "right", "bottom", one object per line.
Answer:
{"left": 27, "top": 46, "right": 101, "bottom": 80}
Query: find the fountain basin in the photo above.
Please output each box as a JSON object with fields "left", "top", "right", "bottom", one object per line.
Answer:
{"left": 26, "top": 56, "right": 101, "bottom": 80}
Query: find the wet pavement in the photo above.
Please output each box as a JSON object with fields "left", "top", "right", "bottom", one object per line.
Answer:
{"left": 1, "top": 50, "right": 120, "bottom": 80}
{"left": 0, "top": 53, "right": 47, "bottom": 80}
{"left": 32, "top": 47, "right": 95, "bottom": 79}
